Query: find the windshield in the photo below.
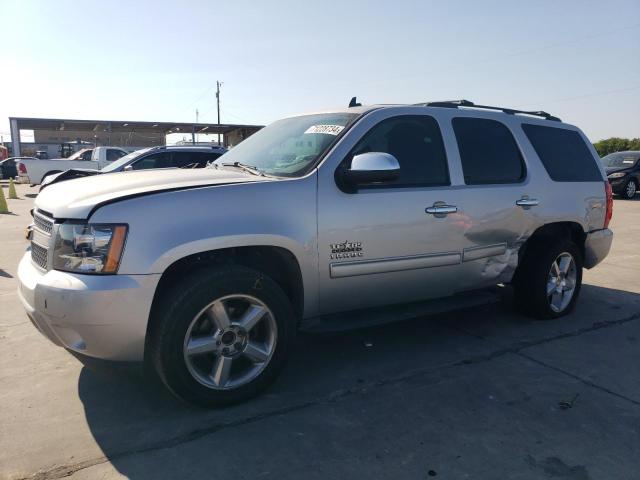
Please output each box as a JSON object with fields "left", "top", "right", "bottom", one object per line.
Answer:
{"left": 100, "top": 148, "right": 152, "bottom": 172}
{"left": 211, "top": 112, "right": 358, "bottom": 177}
{"left": 601, "top": 152, "right": 639, "bottom": 168}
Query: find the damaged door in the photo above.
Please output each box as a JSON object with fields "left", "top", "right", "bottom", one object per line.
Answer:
{"left": 447, "top": 116, "right": 541, "bottom": 292}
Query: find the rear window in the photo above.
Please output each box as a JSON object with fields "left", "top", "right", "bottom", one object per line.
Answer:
{"left": 522, "top": 124, "right": 602, "bottom": 182}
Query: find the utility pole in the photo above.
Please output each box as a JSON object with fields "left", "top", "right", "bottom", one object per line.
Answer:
{"left": 194, "top": 109, "right": 199, "bottom": 144}
{"left": 216, "top": 80, "right": 223, "bottom": 146}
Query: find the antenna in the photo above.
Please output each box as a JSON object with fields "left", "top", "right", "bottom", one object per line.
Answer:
{"left": 349, "top": 97, "right": 362, "bottom": 108}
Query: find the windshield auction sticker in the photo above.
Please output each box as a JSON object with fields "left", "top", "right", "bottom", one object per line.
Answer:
{"left": 304, "top": 125, "right": 345, "bottom": 135}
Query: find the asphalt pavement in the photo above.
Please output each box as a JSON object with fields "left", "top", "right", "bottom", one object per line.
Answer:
{"left": 0, "top": 182, "right": 638, "bottom": 480}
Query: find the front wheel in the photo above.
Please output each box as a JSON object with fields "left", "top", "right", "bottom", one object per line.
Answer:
{"left": 514, "top": 239, "right": 583, "bottom": 319}
{"left": 148, "top": 265, "right": 295, "bottom": 407}
{"left": 622, "top": 179, "right": 637, "bottom": 199}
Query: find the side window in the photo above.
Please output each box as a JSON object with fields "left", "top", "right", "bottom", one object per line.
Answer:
{"left": 522, "top": 124, "right": 602, "bottom": 182}
{"left": 348, "top": 115, "right": 449, "bottom": 188}
{"left": 453, "top": 117, "right": 525, "bottom": 185}
{"left": 131, "top": 152, "right": 171, "bottom": 170}
{"left": 81, "top": 150, "right": 94, "bottom": 161}
{"left": 106, "top": 149, "right": 126, "bottom": 161}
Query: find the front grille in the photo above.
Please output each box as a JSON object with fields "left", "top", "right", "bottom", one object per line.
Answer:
{"left": 31, "top": 210, "right": 54, "bottom": 270}
{"left": 33, "top": 212, "right": 53, "bottom": 235}
{"left": 31, "top": 242, "right": 48, "bottom": 269}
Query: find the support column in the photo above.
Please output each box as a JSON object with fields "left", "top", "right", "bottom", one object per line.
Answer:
{"left": 9, "top": 118, "right": 20, "bottom": 157}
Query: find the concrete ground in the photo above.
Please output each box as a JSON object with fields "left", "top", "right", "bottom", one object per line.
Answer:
{"left": 0, "top": 182, "right": 638, "bottom": 480}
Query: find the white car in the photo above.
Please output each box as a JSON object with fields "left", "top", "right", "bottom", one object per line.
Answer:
{"left": 17, "top": 147, "right": 127, "bottom": 185}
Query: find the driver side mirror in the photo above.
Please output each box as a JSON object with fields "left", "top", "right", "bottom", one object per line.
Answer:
{"left": 343, "top": 152, "right": 400, "bottom": 186}
{"left": 123, "top": 165, "right": 133, "bottom": 172}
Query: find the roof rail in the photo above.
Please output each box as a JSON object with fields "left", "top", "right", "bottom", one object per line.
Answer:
{"left": 416, "top": 99, "right": 561, "bottom": 122}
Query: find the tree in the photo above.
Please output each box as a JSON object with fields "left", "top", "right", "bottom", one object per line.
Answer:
{"left": 593, "top": 138, "right": 640, "bottom": 157}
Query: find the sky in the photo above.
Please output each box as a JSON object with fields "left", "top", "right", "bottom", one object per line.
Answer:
{"left": 1, "top": 0, "right": 639, "bottom": 143}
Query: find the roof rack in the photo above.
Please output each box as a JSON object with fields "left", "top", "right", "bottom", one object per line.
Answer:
{"left": 416, "top": 99, "right": 561, "bottom": 122}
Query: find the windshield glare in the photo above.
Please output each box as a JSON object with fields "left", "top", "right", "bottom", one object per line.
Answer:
{"left": 601, "top": 153, "right": 639, "bottom": 168}
{"left": 212, "top": 113, "right": 357, "bottom": 176}
{"left": 100, "top": 148, "right": 151, "bottom": 172}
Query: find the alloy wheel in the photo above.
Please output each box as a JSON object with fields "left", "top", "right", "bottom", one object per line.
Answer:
{"left": 546, "top": 252, "right": 577, "bottom": 313}
{"left": 183, "top": 294, "right": 277, "bottom": 390}
{"left": 626, "top": 180, "right": 637, "bottom": 198}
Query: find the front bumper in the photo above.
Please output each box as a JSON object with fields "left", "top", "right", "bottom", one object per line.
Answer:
{"left": 584, "top": 228, "right": 613, "bottom": 269}
{"left": 17, "top": 252, "right": 161, "bottom": 361}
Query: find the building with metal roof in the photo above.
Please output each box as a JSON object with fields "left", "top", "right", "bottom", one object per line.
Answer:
{"left": 7, "top": 117, "right": 263, "bottom": 157}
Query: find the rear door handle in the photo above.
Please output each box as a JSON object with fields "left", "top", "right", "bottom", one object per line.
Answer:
{"left": 516, "top": 198, "right": 539, "bottom": 207}
{"left": 425, "top": 205, "right": 458, "bottom": 215}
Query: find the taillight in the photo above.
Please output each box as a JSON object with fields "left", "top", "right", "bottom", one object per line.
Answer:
{"left": 18, "top": 163, "right": 27, "bottom": 174}
{"left": 604, "top": 181, "right": 613, "bottom": 229}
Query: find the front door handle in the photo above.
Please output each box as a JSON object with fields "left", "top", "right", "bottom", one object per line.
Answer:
{"left": 516, "top": 198, "right": 539, "bottom": 207}
{"left": 425, "top": 204, "right": 458, "bottom": 215}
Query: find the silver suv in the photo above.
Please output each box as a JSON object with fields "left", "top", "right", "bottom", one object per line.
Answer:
{"left": 18, "top": 100, "right": 614, "bottom": 406}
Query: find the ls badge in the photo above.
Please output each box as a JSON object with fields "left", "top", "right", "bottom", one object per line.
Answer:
{"left": 330, "top": 241, "right": 363, "bottom": 259}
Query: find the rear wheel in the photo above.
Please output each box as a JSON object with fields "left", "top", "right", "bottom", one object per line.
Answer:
{"left": 514, "top": 239, "right": 583, "bottom": 319}
{"left": 148, "top": 265, "right": 295, "bottom": 407}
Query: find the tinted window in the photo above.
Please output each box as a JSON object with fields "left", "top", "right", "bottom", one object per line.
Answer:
{"left": 522, "top": 124, "right": 602, "bottom": 182}
{"left": 106, "top": 149, "right": 126, "bottom": 161}
{"left": 131, "top": 152, "right": 171, "bottom": 170}
{"left": 349, "top": 115, "right": 449, "bottom": 188}
{"left": 453, "top": 118, "right": 525, "bottom": 184}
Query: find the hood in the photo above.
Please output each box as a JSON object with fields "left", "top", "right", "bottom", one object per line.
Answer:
{"left": 35, "top": 167, "right": 268, "bottom": 219}
{"left": 40, "top": 168, "right": 100, "bottom": 190}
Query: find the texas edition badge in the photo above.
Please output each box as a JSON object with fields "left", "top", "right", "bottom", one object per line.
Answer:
{"left": 329, "top": 241, "right": 363, "bottom": 259}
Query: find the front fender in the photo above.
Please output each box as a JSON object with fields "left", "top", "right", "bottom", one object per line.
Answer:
{"left": 88, "top": 177, "right": 320, "bottom": 316}
{"left": 150, "top": 233, "right": 308, "bottom": 273}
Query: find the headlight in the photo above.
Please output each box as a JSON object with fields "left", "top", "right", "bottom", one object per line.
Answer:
{"left": 608, "top": 172, "right": 626, "bottom": 179}
{"left": 53, "top": 223, "right": 128, "bottom": 274}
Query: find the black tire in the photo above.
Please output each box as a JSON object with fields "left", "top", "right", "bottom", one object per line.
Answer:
{"left": 622, "top": 179, "right": 637, "bottom": 199}
{"left": 148, "top": 265, "right": 295, "bottom": 407}
{"left": 514, "top": 239, "right": 583, "bottom": 320}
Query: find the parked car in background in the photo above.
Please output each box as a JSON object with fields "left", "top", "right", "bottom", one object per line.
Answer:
{"left": 19, "top": 100, "right": 613, "bottom": 407}
{"left": 601, "top": 150, "right": 640, "bottom": 199}
{"left": 40, "top": 145, "right": 228, "bottom": 190}
{"left": 1, "top": 157, "right": 34, "bottom": 179}
{"left": 16, "top": 147, "right": 128, "bottom": 185}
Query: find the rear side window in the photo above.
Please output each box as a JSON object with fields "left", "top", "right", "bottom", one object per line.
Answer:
{"left": 453, "top": 118, "right": 525, "bottom": 184}
{"left": 522, "top": 124, "right": 602, "bottom": 182}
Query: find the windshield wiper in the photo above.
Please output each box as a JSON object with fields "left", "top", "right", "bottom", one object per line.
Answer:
{"left": 221, "top": 162, "right": 266, "bottom": 176}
